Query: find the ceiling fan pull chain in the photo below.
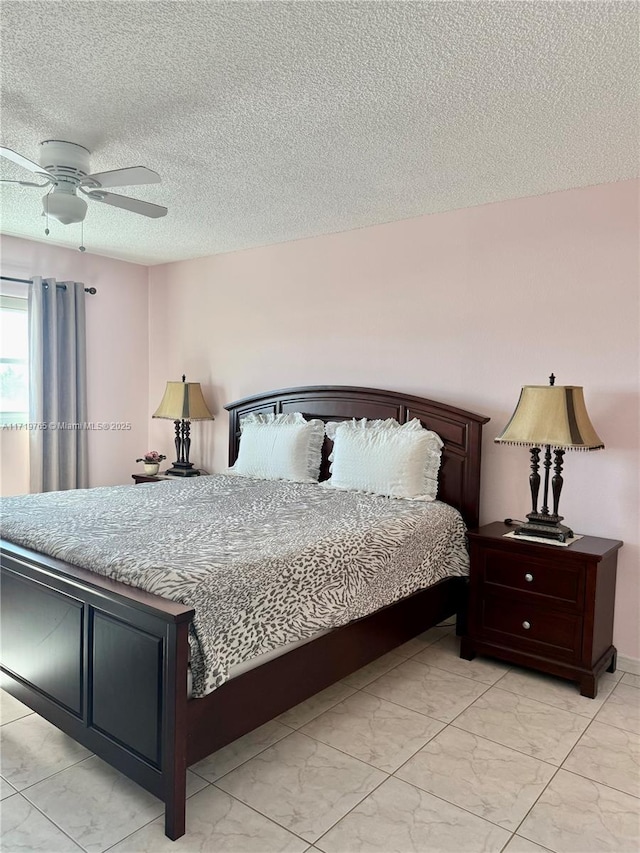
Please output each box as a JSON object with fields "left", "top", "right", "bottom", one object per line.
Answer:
{"left": 44, "top": 184, "right": 53, "bottom": 236}
{"left": 79, "top": 220, "right": 86, "bottom": 253}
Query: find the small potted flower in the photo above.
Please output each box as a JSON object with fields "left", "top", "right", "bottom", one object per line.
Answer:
{"left": 136, "top": 451, "right": 166, "bottom": 477}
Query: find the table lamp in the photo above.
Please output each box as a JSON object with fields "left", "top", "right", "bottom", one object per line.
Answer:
{"left": 152, "top": 375, "right": 214, "bottom": 476}
{"left": 495, "top": 374, "right": 604, "bottom": 542}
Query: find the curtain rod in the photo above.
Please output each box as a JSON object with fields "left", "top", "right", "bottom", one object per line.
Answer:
{"left": 0, "top": 275, "right": 97, "bottom": 295}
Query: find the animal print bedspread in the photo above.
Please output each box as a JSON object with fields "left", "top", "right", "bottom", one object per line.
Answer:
{"left": 0, "top": 475, "right": 469, "bottom": 697}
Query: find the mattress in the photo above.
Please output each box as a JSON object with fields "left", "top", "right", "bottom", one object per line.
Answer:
{"left": 0, "top": 474, "right": 469, "bottom": 697}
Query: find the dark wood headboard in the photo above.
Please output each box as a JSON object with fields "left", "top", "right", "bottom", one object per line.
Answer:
{"left": 225, "top": 386, "right": 489, "bottom": 529}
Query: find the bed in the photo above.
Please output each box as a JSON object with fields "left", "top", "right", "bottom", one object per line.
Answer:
{"left": 0, "top": 385, "right": 489, "bottom": 840}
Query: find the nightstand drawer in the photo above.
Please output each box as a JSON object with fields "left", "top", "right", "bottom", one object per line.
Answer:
{"left": 482, "top": 595, "right": 582, "bottom": 660}
{"left": 483, "top": 550, "right": 582, "bottom": 606}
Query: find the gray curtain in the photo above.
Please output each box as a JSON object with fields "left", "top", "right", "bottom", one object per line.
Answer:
{"left": 29, "top": 277, "right": 88, "bottom": 492}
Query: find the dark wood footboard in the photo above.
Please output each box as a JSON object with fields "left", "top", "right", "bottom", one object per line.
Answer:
{"left": 1, "top": 540, "right": 466, "bottom": 840}
{"left": 0, "top": 542, "right": 194, "bottom": 840}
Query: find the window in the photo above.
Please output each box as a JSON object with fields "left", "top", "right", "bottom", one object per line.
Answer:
{"left": 0, "top": 295, "right": 28, "bottom": 425}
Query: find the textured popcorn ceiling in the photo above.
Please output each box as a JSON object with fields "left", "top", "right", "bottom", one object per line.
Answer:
{"left": 0, "top": 1, "right": 637, "bottom": 265}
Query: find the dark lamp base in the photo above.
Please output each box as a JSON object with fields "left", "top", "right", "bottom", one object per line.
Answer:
{"left": 165, "top": 462, "right": 200, "bottom": 477}
{"left": 514, "top": 514, "right": 574, "bottom": 543}
{"left": 519, "top": 441, "right": 574, "bottom": 543}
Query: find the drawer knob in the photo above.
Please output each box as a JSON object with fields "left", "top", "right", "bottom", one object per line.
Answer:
{"left": 525, "top": 573, "right": 534, "bottom": 583}
{"left": 522, "top": 621, "right": 531, "bottom": 630}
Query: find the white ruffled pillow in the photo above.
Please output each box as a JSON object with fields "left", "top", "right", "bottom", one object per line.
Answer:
{"left": 323, "top": 418, "right": 443, "bottom": 500}
{"left": 229, "top": 412, "right": 325, "bottom": 482}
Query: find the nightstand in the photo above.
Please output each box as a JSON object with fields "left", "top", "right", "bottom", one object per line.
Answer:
{"left": 132, "top": 470, "right": 208, "bottom": 484}
{"left": 460, "top": 521, "right": 622, "bottom": 698}
{"left": 132, "top": 473, "right": 165, "bottom": 484}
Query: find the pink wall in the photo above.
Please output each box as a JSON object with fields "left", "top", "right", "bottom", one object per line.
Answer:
{"left": 0, "top": 235, "right": 149, "bottom": 491}
{"left": 1, "top": 184, "right": 637, "bottom": 661}
{"left": 148, "top": 180, "right": 639, "bottom": 662}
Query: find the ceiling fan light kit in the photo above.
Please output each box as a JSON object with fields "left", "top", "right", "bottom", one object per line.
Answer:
{"left": 43, "top": 190, "right": 88, "bottom": 225}
{"left": 0, "top": 139, "right": 168, "bottom": 228}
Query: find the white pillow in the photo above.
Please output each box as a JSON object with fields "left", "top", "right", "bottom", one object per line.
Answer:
{"left": 323, "top": 418, "right": 443, "bottom": 500}
{"left": 229, "top": 412, "right": 325, "bottom": 482}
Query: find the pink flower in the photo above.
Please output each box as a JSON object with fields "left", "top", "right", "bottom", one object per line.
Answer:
{"left": 136, "top": 451, "right": 166, "bottom": 463}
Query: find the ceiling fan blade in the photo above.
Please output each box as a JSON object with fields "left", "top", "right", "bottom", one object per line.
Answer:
{"left": 81, "top": 166, "right": 161, "bottom": 189}
{"left": 0, "top": 177, "right": 51, "bottom": 187}
{"left": 0, "top": 146, "right": 46, "bottom": 175}
{"left": 86, "top": 189, "right": 167, "bottom": 218}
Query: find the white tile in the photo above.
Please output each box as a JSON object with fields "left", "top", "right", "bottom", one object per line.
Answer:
{"left": 109, "top": 785, "right": 307, "bottom": 852}
{"left": 396, "top": 726, "right": 556, "bottom": 831}
{"left": 0, "top": 713, "right": 91, "bottom": 790}
{"left": 191, "top": 719, "right": 292, "bottom": 782}
{"left": 0, "top": 689, "right": 34, "bottom": 725}
{"left": 393, "top": 625, "right": 453, "bottom": 658}
{"left": 316, "top": 776, "right": 510, "bottom": 852}
{"left": 563, "top": 720, "right": 640, "bottom": 797}
{"left": 496, "top": 667, "right": 621, "bottom": 717}
{"left": 594, "top": 683, "right": 640, "bottom": 734}
{"left": 621, "top": 672, "right": 640, "bottom": 689}
{"left": 216, "top": 730, "right": 386, "bottom": 843}
{"left": 618, "top": 656, "right": 640, "bottom": 677}
{"left": 185, "top": 771, "right": 209, "bottom": 797}
{"left": 519, "top": 769, "right": 640, "bottom": 852}
{"left": 503, "top": 837, "right": 555, "bottom": 853}
{"left": 1, "top": 776, "right": 17, "bottom": 800}
{"left": 0, "top": 793, "right": 84, "bottom": 852}
{"left": 23, "top": 755, "right": 206, "bottom": 853}
{"left": 453, "top": 687, "right": 590, "bottom": 765}
{"left": 341, "top": 651, "right": 405, "bottom": 688}
{"left": 413, "top": 634, "right": 511, "bottom": 685}
{"left": 301, "top": 691, "right": 444, "bottom": 772}
{"left": 277, "top": 682, "right": 356, "bottom": 728}
{"left": 363, "top": 658, "right": 489, "bottom": 722}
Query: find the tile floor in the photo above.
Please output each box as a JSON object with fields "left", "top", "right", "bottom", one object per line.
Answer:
{"left": 1, "top": 625, "right": 639, "bottom": 852}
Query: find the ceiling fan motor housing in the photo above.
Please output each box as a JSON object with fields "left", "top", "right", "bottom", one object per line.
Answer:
{"left": 39, "top": 141, "right": 91, "bottom": 224}
{"left": 39, "top": 140, "right": 91, "bottom": 181}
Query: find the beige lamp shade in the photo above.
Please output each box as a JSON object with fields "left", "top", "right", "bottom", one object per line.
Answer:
{"left": 495, "top": 385, "right": 603, "bottom": 451}
{"left": 152, "top": 380, "right": 214, "bottom": 421}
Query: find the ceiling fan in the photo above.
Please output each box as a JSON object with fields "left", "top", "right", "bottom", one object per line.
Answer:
{"left": 0, "top": 140, "right": 168, "bottom": 225}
